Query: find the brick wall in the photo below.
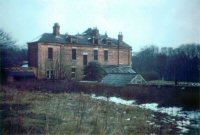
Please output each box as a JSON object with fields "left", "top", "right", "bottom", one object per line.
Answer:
{"left": 28, "top": 43, "right": 132, "bottom": 79}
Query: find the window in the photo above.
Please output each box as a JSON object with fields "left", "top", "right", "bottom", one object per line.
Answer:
{"left": 71, "top": 67, "right": 76, "bottom": 78}
{"left": 107, "top": 39, "right": 111, "bottom": 45}
{"left": 93, "top": 50, "right": 98, "bottom": 60}
{"left": 94, "top": 38, "right": 98, "bottom": 44}
{"left": 72, "top": 49, "right": 76, "bottom": 60}
{"left": 47, "top": 70, "right": 54, "bottom": 79}
{"left": 83, "top": 55, "right": 87, "bottom": 66}
{"left": 48, "top": 48, "right": 53, "bottom": 59}
{"left": 104, "top": 50, "right": 108, "bottom": 61}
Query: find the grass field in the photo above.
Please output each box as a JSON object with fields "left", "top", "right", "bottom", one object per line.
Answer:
{"left": 0, "top": 85, "right": 184, "bottom": 135}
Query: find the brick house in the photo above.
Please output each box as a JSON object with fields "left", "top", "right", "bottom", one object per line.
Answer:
{"left": 28, "top": 23, "right": 132, "bottom": 79}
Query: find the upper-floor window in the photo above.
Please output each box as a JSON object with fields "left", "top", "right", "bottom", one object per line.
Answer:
{"left": 72, "top": 49, "right": 76, "bottom": 60}
{"left": 48, "top": 48, "right": 53, "bottom": 59}
{"left": 93, "top": 50, "right": 98, "bottom": 60}
{"left": 104, "top": 50, "right": 108, "bottom": 61}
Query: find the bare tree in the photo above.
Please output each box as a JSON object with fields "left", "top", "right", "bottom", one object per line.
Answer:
{"left": 45, "top": 47, "right": 82, "bottom": 81}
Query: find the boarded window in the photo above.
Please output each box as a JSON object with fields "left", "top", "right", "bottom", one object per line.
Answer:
{"left": 72, "top": 49, "right": 76, "bottom": 60}
{"left": 93, "top": 50, "right": 98, "bottom": 60}
{"left": 48, "top": 48, "right": 53, "bottom": 59}
{"left": 104, "top": 50, "right": 108, "bottom": 61}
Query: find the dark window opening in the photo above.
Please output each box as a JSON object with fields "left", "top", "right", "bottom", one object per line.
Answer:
{"left": 94, "top": 39, "right": 98, "bottom": 44}
{"left": 107, "top": 39, "right": 111, "bottom": 45}
{"left": 71, "top": 67, "right": 76, "bottom": 78}
{"left": 93, "top": 50, "right": 98, "bottom": 60}
{"left": 68, "top": 36, "right": 78, "bottom": 44}
{"left": 104, "top": 50, "right": 108, "bottom": 61}
{"left": 47, "top": 70, "right": 54, "bottom": 79}
{"left": 72, "top": 49, "right": 76, "bottom": 60}
{"left": 83, "top": 55, "right": 88, "bottom": 66}
{"left": 48, "top": 48, "right": 53, "bottom": 59}
{"left": 71, "top": 67, "right": 76, "bottom": 72}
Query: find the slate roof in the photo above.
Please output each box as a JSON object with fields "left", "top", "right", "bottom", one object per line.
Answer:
{"left": 32, "top": 28, "right": 131, "bottom": 48}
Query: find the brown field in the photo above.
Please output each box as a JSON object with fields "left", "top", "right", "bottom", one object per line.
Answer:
{"left": 0, "top": 84, "right": 184, "bottom": 135}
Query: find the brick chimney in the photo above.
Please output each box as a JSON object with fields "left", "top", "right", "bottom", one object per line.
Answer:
{"left": 53, "top": 23, "right": 60, "bottom": 36}
{"left": 93, "top": 28, "right": 99, "bottom": 38}
{"left": 93, "top": 28, "right": 100, "bottom": 44}
{"left": 118, "top": 32, "right": 123, "bottom": 45}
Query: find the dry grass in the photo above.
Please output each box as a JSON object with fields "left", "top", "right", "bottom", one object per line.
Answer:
{"left": 0, "top": 85, "right": 180, "bottom": 135}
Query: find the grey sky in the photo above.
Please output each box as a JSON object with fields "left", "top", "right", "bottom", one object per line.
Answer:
{"left": 0, "top": 0, "right": 199, "bottom": 51}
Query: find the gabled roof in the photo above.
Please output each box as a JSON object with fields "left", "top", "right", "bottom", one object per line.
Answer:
{"left": 101, "top": 65, "right": 146, "bottom": 86}
{"left": 103, "top": 65, "right": 136, "bottom": 74}
{"left": 31, "top": 28, "right": 131, "bottom": 48}
{"left": 101, "top": 74, "right": 137, "bottom": 86}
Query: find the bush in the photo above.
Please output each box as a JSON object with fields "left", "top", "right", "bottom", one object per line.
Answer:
{"left": 83, "top": 61, "right": 106, "bottom": 81}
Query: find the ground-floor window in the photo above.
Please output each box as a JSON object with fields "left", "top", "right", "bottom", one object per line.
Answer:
{"left": 71, "top": 67, "right": 76, "bottom": 78}
{"left": 47, "top": 70, "right": 54, "bottom": 79}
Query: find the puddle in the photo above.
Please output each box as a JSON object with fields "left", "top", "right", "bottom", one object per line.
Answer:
{"left": 91, "top": 94, "right": 200, "bottom": 134}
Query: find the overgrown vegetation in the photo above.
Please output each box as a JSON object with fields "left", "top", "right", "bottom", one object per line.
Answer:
{"left": 84, "top": 61, "right": 106, "bottom": 81}
{"left": 133, "top": 44, "right": 200, "bottom": 82}
{"left": 7, "top": 80, "right": 200, "bottom": 110}
{"left": 1, "top": 85, "right": 185, "bottom": 135}
{"left": 0, "top": 29, "right": 27, "bottom": 84}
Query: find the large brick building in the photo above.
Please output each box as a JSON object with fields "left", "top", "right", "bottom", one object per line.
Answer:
{"left": 28, "top": 23, "right": 132, "bottom": 79}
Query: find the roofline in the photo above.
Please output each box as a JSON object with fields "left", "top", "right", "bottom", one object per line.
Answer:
{"left": 108, "top": 73, "right": 137, "bottom": 74}
{"left": 27, "top": 32, "right": 132, "bottom": 49}
{"left": 27, "top": 41, "right": 132, "bottom": 49}
{"left": 27, "top": 41, "right": 38, "bottom": 44}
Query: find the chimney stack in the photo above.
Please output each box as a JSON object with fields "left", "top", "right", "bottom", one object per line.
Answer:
{"left": 53, "top": 23, "right": 60, "bottom": 36}
{"left": 118, "top": 32, "right": 123, "bottom": 45}
{"left": 93, "top": 28, "right": 100, "bottom": 44}
{"left": 94, "top": 28, "right": 99, "bottom": 38}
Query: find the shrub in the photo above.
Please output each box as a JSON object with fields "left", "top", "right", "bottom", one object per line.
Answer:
{"left": 83, "top": 62, "right": 106, "bottom": 81}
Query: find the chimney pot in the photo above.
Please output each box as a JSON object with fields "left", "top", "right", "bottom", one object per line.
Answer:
{"left": 53, "top": 23, "right": 60, "bottom": 36}
{"left": 118, "top": 32, "right": 123, "bottom": 45}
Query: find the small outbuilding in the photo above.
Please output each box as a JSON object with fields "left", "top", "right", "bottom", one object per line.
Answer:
{"left": 101, "top": 66, "right": 147, "bottom": 86}
{"left": 6, "top": 63, "right": 37, "bottom": 82}
{"left": 7, "top": 71, "right": 36, "bottom": 81}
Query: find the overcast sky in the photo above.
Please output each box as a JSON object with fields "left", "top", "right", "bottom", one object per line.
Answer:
{"left": 0, "top": 0, "right": 199, "bottom": 51}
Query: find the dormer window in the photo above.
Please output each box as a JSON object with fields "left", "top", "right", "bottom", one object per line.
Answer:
{"left": 94, "top": 38, "right": 99, "bottom": 44}
{"left": 67, "top": 36, "right": 78, "bottom": 44}
{"left": 107, "top": 39, "right": 111, "bottom": 45}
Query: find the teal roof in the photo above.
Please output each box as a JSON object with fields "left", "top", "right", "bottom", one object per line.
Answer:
{"left": 103, "top": 65, "right": 136, "bottom": 74}
{"left": 101, "top": 74, "right": 137, "bottom": 86}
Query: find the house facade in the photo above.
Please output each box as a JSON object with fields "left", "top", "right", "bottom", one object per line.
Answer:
{"left": 28, "top": 23, "right": 132, "bottom": 79}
